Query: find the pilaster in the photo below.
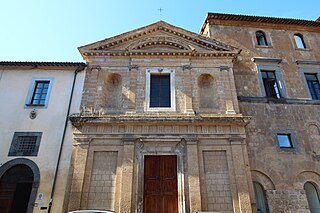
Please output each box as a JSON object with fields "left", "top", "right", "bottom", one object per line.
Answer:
{"left": 67, "top": 139, "right": 90, "bottom": 210}
{"left": 186, "top": 139, "right": 202, "bottom": 212}
{"left": 230, "top": 138, "right": 253, "bottom": 213}
{"left": 119, "top": 138, "right": 135, "bottom": 213}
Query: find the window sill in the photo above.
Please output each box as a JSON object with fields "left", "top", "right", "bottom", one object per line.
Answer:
{"left": 238, "top": 96, "right": 320, "bottom": 105}
{"left": 146, "top": 107, "right": 176, "bottom": 112}
{"left": 25, "top": 104, "right": 47, "bottom": 108}
{"left": 277, "top": 148, "right": 297, "bottom": 153}
{"left": 255, "top": 45, "right": 273, "bottom": 49}
{"left": 295, "top": 47, "right": 311, "bottom": 51}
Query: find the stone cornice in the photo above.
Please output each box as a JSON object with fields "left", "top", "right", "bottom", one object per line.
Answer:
{"left": 200, "top": 13, "right": 320, "bottom": 34}
{"left": 295, "top": 60, "right": 320, "bottom": 66}
{"left": 69, "top": 113, "right": 251, "bottom": 126}
{"left": 82, "top": 50, "right": 237, "bottom": 58}
{"left": 251, "top": 57, "right": 282, "bottom": 64}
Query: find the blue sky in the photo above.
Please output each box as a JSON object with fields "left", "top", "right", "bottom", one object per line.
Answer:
{"left": 0, "top": 0, "right": 319, "bottom": 62}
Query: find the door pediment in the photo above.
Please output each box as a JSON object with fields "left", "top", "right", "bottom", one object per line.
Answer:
{"left": 78, "top": 21, "right": 239, "bottom": 59}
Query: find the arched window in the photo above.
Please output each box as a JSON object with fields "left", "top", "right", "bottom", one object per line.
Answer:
{"left": 256, "top": 31, "right": 268, "bottom": 46}
{"left": 294, "top": 34, "right": 306, "bottom": 49}
{"left": 253, "top": 182, "right": 269, "bottom": 213}
{"left": 304, "top": 182, "right": 320, "bottom": 213}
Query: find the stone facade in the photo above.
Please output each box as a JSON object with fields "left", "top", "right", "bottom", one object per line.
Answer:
{"left": 65, "top": 14, "right": 320, "bottom": 213}
{"left": 201, "top": 13, "right": 320, "bottom": 213}
{"left": 66, "top": 21, "right": 253, "bottom": 213}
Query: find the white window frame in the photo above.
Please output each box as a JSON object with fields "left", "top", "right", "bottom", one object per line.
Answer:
{"left": 25, "top": 77, "right": 54, "bottom": 108}
{"left": 145, "top": 68, "right": 175, "bottom": 112}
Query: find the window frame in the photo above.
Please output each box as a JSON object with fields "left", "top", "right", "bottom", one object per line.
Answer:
{"left": 276, "top": 134, "right": 293, "bottom": 148}
{"left": 145, "top": 68, "right": 175, "bottom": 112}
{"left": 273, "top": 130, "right": 298, "bottom": 151}
{"left": 8, "top": 132, "right": 42, "bottom": 156}
{"left": 256, "top": 65, "right": 286, "bottom": 99}
{"left": 304, "top": 73, "right": 320, "bottom": 100}
{"left": 25, "top": 78, "right": 53, "bottom": 108}
{"left": 294, "top": 33, "right": 307, "bottom": 49}
{"left": 299, "top": 67, "right": 320, "bottom": 100}
{"left": 256, "top": 31, "right": 269, "bottom": 46}
{"left": 304, "top": 182, "right": 320, "bottom": 213}
{"left": 261, "top": 70, "right": 282, "bottom": 99}
{"left": 253, "top": 182, "right": 269, "bottom": 213}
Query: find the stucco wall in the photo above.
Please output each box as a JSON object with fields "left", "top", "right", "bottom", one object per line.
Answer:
{"left": 0, "top": 67, "right": 85, "bottom": 213}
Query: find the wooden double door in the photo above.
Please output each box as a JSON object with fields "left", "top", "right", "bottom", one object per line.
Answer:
{"left": 0, "top": 165, "right": 34, "bottom": 213}
{"left": 143, "top": 155, "right": 178, "bottom": 213}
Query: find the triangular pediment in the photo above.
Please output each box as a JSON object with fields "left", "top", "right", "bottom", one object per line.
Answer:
{"left": 79, "top": 21, "right": 238, "bottom": 59}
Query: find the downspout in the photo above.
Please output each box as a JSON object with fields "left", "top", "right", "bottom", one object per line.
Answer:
{"left": 48, "top": 64, "right": 86, "bottom": 213}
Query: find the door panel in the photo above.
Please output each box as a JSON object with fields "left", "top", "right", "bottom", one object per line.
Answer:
{"left": 0, "top": 165, "right": 34, "bottom": 213}
{"left": 0, "top": 183, "right": 15, "bottom": 213}
{"left": 144, "top": 155, "right": 178, "bottom": 213}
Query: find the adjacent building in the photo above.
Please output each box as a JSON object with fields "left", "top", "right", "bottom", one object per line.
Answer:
{"left": 0, "top": 62, "right": 85, "bottom": 213}
{"left": 200, "top": 13, "right": 320, "bottom": 213}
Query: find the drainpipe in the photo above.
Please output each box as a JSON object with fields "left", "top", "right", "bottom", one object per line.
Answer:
{"left": 48, "top": 64, "right": 86, "bottom": 213}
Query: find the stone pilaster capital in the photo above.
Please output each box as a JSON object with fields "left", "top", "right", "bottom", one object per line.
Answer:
{"left": 229, "top": 136, "right": 245, "bottom": 145}
{"left": 182, "top": 136, "right": 199, "bottom": 145}
{"left": 122, "top": 136, "right": 138, "bottom": 145}
{"left": 73, "top": 136, "right": 93, "bottom": 147}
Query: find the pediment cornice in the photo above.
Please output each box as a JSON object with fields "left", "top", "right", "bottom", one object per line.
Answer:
{"left": 79, "top": 21, "right": 239, "bottom": 59}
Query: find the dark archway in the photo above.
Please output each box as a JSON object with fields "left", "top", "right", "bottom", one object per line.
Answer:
{"left": 0, "top": 158, "right": 40, "bottom": 213}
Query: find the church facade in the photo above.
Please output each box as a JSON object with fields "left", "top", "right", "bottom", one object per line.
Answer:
{"left": 65, "top": 14, "right": 320, "bottom": 213}
{"left": 0, "top": 13, "right": 319, "bottom": 213}
{"left": 66, "top": 21, "right": 253, "bottom": 213}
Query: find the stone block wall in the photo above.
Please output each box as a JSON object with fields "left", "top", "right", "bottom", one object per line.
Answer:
{"left": 266, "top": 190, "right": 310, "bottom": 213}
{"left": 80, "top": 57, "right": 239, "bottom": 115}
{"left": 203, "top": 151, "right": 233, "bottom": 212}
{"left": 87, "top": 151, "right": 118, "bottom": 210}
{"left": 207, "top": 23, "right": 320, "bottom": 99}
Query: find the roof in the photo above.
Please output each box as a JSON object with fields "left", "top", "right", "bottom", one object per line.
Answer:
{"left": 0, "top": 61, "right": 86, "bottom": 68}
{"left": 78, "top": 20, "right": 239, "bottom": 60}
{"left": 200, "top": 13, "right": 320, "bottom": 34}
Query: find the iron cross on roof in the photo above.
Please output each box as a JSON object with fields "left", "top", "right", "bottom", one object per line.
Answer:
{"left": 158, "top": 8, "right": 164, "bottom": 18}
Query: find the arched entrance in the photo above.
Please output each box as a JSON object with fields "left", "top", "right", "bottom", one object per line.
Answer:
{"left": 0, "top": 159, "right": 40, "bottom": 213}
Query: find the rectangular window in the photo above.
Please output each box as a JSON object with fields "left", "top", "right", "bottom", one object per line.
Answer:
{"left": 277, "top": 134, "right": 293, "bottom": 148}
{"left": 305, "top": 74, "right": 320, "bottom": 100}
{"left": 8, "top": 132, "right": 42, "bottom": 156}
{"left": 145, "top": 69, "right": 175, "bottom": 111}
{"left": 261, "top": 71, "right": 281, "bottom": 99}
{"left": 25, "top": 78, "right": 53, "bottom": 108}
{"left": 30, "top": 81, "right": 50, "bottom": 105}
{"left": 150, "top": 74, "right": 171, "bottom": 107}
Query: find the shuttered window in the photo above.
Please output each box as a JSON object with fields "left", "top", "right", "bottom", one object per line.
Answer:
{"left": 150, "top": 74, "right": 171, "bottom": 107}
